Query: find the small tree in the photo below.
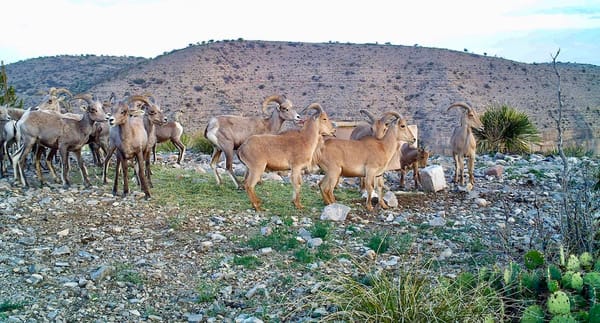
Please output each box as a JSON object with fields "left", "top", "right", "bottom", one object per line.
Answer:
{"left": 0, "top": 61, "right": 23, "bottom": 109}
{"left": 474, "top": 104, "right": 540, "bottom": 154}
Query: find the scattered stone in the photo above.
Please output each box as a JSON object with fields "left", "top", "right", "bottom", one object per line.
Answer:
{"left": 90, "top": 265, "right": 115, "bottom": 282}
{"left": 484, "top": 165, "right": 504, "bottom": 178}
{"left": 474, "top": 198, "right": 489, "bottom": 207}
{"left": 429, "top": 217, "right": 446, "bottom": 227}
{"left": 320, "top": 203, "right": 350, "bottom": 221}
{"left": 420, "top": 165, "right": 447, "bottom": 192}
{"left": 383, "top": 191, "right": 398, "bottom": 208}
{"left": 308, "top": 238, "right": 323, "bottom": 248}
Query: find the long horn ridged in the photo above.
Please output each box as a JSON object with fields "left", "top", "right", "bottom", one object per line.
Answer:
{"left": 447, "top": 101, "right": 472, "bottom": 112}
{"left": 128, "top": 95, "right": 152, "bottom": 110}
{"left": 71, "top": 93, "right": 94, "bottom": 107}
{"left": 142, "top": 92, "right": 157, "bottom": 104}
{"left": 51, "top": 87, "right": 73, "bottom": 98}
{"left": 359, "top": 109, "right": 376, "bottom": 123}
{"left": 262, "top": 95, "right": 285, "bottom": 114}
{"left": 302, "top": 103, "right": 323, "bottom": 116}
{"left": 382, "top": 111, "right": 402, "bottom": 121}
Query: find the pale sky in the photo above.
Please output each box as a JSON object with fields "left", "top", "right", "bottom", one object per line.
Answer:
{"left": 1, "top": 0, "right": 599, "bottom": 66}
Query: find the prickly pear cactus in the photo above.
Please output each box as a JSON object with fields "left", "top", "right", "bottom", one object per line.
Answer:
{"left": 549, "top": 314, "right": 576, "bottom": 323}
{"left": 579, "top": 252, "right": 593, "bottom": 270}
{"left": 520, "top": 304, "right": 544, "bottom": 323}
{"left": 567, "top": 254, "right": 581, "bottom": 272}
{"left": 571, "top": 272, "right": 583, "bottom": 292}
{"left": 547, "top": 291, "right": 571, "bottom": 316}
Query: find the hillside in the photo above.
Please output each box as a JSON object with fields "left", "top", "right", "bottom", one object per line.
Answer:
{"left": 5, "top": 40, "right": 600, "bottom": 154}
{"left": 4, "top": 55, "right": 147, "bottom": 99}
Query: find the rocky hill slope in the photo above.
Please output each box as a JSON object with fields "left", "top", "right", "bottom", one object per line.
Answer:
{"left": 5, "top": 40, "right": 600, "bottom": 154}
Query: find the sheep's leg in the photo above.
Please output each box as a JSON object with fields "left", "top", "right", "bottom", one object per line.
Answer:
{"left": 399, "top": 168, "right": 406, "bottom": 188}
{"left": 318, "top": 170, "right": 339, "bottom": 205}
{"left": 136, "top": 152, "right": 150, "bottom": 199}
{"left": 10, "top": 144, "right": 23, "bottom": 185}
{"left": 376, "top": 175, "right": 388, "bottom": 209}
{"left": 243, "top": 167, "right": 264, "bottom": 211}
{"left": 121, "top": 158, "right": 129, "bottom": 197}
{"left": 103, "top": 145, "right": 116, "bottom": 184}
{"left": 45, "top": 148, "right": 60, "bottom": 184}
{"left": 0, "top": 144, "right": 5, "bottom": 177}
{"left": 468, "top": 154, "right": 475, "bottom": 186}
{"left": 34, "top": 147, "right": 46, "bottom": 187}
{"left": 209, "top": 148, "right": 224, "bottom": 185}
{"left": 73, "top": 149, "right": 90, "bottom": 188}
{"left": 145, "top": 158, "right": 153, "bottom": 188}
{"left": 152, "top": 144, "right": 157, "bottom": 164}
{"left": 413, "top": 164, "right": 421, "bottom": 189}
{"left": 224, "top": 146, "right": 242, "bottom": 189}
{"left": 363, "top": 174, "right": 375, "bottom": 212}
{"left": 112, "top": 155, "right": 121, "bottom": 196}
{"left": 12, "top": 142, "right": 32, "bottom": 187}
{"left": 290, "top": 168, "right": 304, "bottom": 209}
{"left": 58, "top": 147, "right": 72, "bottom": 188}
{"left": 458, "top": 155, "right": 466, "bottom": 185}
{"left": 0, "top": 136, "right": 5, "bottom": 175}
{"left": 453, "top": 154, "right": 461, "bottom": 184}
{"left": 172, "top": 139, "right": 186, "bottom": 164}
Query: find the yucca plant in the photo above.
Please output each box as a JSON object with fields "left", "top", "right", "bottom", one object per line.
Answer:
{"left": 474, "top": 104, "right": 540, "bottom": 154}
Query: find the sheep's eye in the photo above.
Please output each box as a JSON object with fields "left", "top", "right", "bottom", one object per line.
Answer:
{"left": 400, "top": 125, "right": 406, "bottom": 128}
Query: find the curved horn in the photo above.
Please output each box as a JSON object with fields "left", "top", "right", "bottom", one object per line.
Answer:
{"left": 142, "top": 92, "right": 157, "bottom": 104}
{"left": 71, "top": 93, "right": 94, "bottom": 107}
{"left": 447, "top": 101, "right": 472, "bottom": 112}
{"left": 382, "top": 111, "right": 402, "bottom": 122}
{"left": 359, "top": 109, "right": 375, "bottom": 123}
{"left": 50, "top": 87, "right": 73, "bottom": 98}
{"left": 301, "top": 103, "right": 323, "bottom": 116}
{"left": 262, "top": 95, "right": 285, "bottom": 114}
{"left": 128, "top": 95, "right": 152, "bottom": 110}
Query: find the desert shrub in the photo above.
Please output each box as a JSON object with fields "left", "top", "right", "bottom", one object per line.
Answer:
{"left": 155, "top": 131, "right": 213, "bottom": 155}
{"left": 188, "top": 132, "right": 214, "bottom": 154}
{"left": 475, "top": 104, "right": 540, "bottom": 154}
{"left": 562, "top": 144, "right": 594, "bottom": 158}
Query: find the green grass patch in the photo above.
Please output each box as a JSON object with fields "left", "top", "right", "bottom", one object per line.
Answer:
{"left": 246, "top": 227, "right": 299, "bottom": 252}
{"left": 233, "top": 255, "right": 263, "bottom": 269}
{"left": 114, "top": 262, "right": 145, "bottom": 286}
{"left": 365, "top": 230, "right": 414, "bottom": 255}
{"left": 150, "top": 167, "right": 349, "bottom": 216}
{"left": 367, "top": 232, "right": 391, "bottom": 254}
{"left": 316, "top": 258, "right": 505, "bottom": 322}
{"left": 294, "top": 244, "right": 334, "bottom": 264}
{"left": 196, "top": 280, "right": 219, "bottom": 303}
{"left": 0, "top": 300, "right": 26, "bottom": 313}
{"left": 310, "top": 221, "right": 332, "bottom": 239}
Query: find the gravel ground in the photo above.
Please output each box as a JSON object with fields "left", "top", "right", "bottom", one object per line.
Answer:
{"left": 1, "top": 151, "right": 598, "bottom": 322}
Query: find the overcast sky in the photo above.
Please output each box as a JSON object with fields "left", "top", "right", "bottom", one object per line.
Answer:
{"left": 1, "top": 0, "right": 599, "bottom": 66}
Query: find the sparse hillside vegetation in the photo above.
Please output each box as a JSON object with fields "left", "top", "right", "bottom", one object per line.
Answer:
{"left": 4, "top": 40, "right": 600, "bottom": 154}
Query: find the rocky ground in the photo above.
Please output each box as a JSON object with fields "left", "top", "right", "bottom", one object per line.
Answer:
{"left": 1, "top": 151, "right": 598, "bottom": 322}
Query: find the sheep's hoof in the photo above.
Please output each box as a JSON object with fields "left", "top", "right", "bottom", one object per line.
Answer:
{"left": 370, "top": 196, "right": 379, "bottom": 206}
